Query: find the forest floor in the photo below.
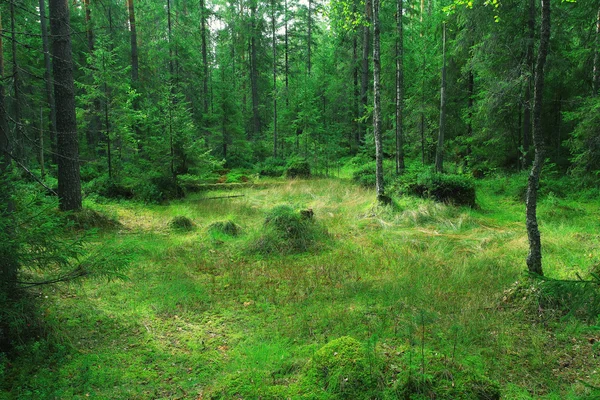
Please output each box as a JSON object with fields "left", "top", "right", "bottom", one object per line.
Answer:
{"left": 3, "top": 176, "right": 600, "bottom": 399}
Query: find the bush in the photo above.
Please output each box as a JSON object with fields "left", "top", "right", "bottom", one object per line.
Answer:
{"left": 249, "top": 205, "right": 327, "bottom": 254}
{"left": 258, "top": 157, "right": 286, "bottom": 177}
{"left": 134, "top": 175, "right": 184, "bottom": 203}
{"left": 302, "top": 336, "right": 378, "bottom": 399}
{"left": 208, "top": 220, "right": 241, "bottom": 237}
{"left": 169, "top": 216, "right": 194, "bottom": 231}
{"left": 352, "top": 162, "right": 377, "bottom": 188}
{"left": 285, "top": 160, "right": 311, "bottom": 179}
{"left": 407, "top": 172, "right": 476, "bottom": 208}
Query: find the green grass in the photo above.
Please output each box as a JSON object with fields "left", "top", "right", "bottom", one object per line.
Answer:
{"left": 3, "top": 177, "right": 600, "bottom": 399}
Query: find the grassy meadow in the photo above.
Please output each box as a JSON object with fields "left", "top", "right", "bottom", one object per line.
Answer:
{"left": 3, "top": 175, "right": 600, "bottom": 399}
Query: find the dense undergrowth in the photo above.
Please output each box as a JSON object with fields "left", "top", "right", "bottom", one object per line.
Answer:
{"left": 2, "top": 174, "right": 600, "bottom": 399}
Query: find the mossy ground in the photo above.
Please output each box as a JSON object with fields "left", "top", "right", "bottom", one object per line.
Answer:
{"left": 2, "top": 176, "right": 600, "bottom": 399}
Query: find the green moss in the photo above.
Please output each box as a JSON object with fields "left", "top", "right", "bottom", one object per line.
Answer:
{"left": 301, "top": 336, "right": 378, "bottom": 399}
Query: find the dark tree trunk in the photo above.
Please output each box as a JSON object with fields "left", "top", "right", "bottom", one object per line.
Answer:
{"left": 360, "top": 0, "right": 372, "bottom": 145}
{"left": 272, "top": 0, "right": 278, "bottom": 157}
{"left": 307, "top": 0, "right": 312, "bottom": 75}
{"left": 593, "top": 5, "right": 599, "bottom": 95}
{"left": 83, "top": 0, "right": 100, "bottom": 152}
{"left": 49, "top": 0, "right": 82, "bottom": 211}
{"left": 395, "top": 0, "right": 405, "bottom": 173}
{"left": 522, "top": 0, "right": 535, "bottom": 168}
{"left": 10, "top": 1, "right": 24, "bottom": 163}
{"left": 435, "top": 23, "right": 447, "bottom": 174}
{"left": 525, "top": 0, "right": 550, "bottom": 276}
{"left": 39, "top": 0, "right": 57, "bottom": 165}
{"left": 250, "top": 0, "right": 261, "bottom": 138}
{"left": 127, "top": 0, "right": 139, "bottom": 83}
{"left": 0, "top": 12, "right": 17, "bottom": 296}
{"left": 200, "top": 0, "right": 209, "bottom": 113}
{"left": 373, "top": 0, "right": 384, "bottom": 200}
{"left": 285, "top": 0, "right": 289, "bottom": 105}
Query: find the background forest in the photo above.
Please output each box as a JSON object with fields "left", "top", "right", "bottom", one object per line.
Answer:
{"left": 2, "top": 0, "right": 600, "bottom": 398}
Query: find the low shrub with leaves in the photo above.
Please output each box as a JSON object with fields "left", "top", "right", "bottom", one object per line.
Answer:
{"left": 258, "top": 157, "right": 286, "bottom": 177}
{"left": 404, "top": 172, "right": 476, "bottom": 208}
{"left": 249, "top": 205, "right": 327, "bottom": 254}
{"left": 285, "top": 159, "right": 311, "bottom": 179}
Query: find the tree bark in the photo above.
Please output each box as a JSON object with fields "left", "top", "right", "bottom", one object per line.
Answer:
{"left": 593, "top": 5, "right": 599, "bottom": 95}
{"left": 435, "top": 23, "right": 447, "bottom": 174}
{"left": 307, "top": 0, "right": 312, "bottom": 75}
{"left": 39, "top": 0, "right": 58, "bottom": 165}
{"left": 10, "top": 0, "right": 24, "bottom": 163}
{"left": 360, "top": 0, "right": 372, "bottom": 145}
{"left": 0, "top": 11, "right": 17, "bottom": 296}
{"left": 285, "top": 0, "right": 289, "bottom": 105}
{"left": 127, "top": 0, "right": 139, "bottom": 83}
{"left": 200, "top": 0, "right": 209, "bottom": 113}
{"left": 250, "top": 0, "right": 261, "bottom": 138}
{"left": 49, "top": 0, "right": 82, "bottom": 211}
{"left": 373, "top": 0, "right": 384, "bottom": 201}
{"left": 272, "top": 0, "right": 278, "bottom": 157}
{"left": 395, "top": 0, "right": 405, "bottom": 173}
{"left": 522, "top": 0, "right": 535, "bottom": 168}
{"left": 525, "top": 0, "right": 550, "bottom": 276}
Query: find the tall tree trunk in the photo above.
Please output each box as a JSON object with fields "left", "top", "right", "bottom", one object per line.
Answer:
{"left": 307, "top": 0, "right": 312, "bottom": 75}
{"left": 167, "top": 0, "right": 174, "bottom": 79}
{"left": 200, "top": 0, "right": 209, "bottom": 113}
{"left": 285, "top": 0, "right": 289, "bottom": 104}
{"left": 395, "top": 0, "right": 405, "bottom": 173}
{"left": 419, "top": 0, "right": 426, "bottom": 165}
{"left": 83, "top": 0, "right": 100, "bottom": 152}
{"left": 49, "top": 0, "right": 82, "bottom": 211}
{"left": 435, "top": 23, "right": 447, "bottom": 174}
{"left": 39, "top": 0, "right": 57, "bottom": 165}
{"left": 373, "top": 0, "right": 384, "bottom": 201}
{"left": 10, "top": 1, "right": 24, "bottom": 163}
{"left": 360, "top": 0, "right": 372, "bottom": 145}
{"left": 127, "top": 0, "right": 139, "bottom": 83}
{"left": 250, "top": 0, "right": 260, "bottom": 138}
{"left": 353, "top": 31, "right": 359, "bottom": 152}
{"left": 272, "top": 0, "right": 278, "bottom": 157}
{"left": 525, "top": 0, "right": 550, "bottom": 276}
{"left": 593, "top": 5, "right": 600, "bottom": 95}
{"left": 522, "top": 0, "right": 535, "bottom": 168}
{"left": 0, "top": 12, "right": 17, "bottom": 296}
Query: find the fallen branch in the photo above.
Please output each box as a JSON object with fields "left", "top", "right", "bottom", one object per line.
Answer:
{"left": 202, "top": 194, "right": 245, "bottom": 200}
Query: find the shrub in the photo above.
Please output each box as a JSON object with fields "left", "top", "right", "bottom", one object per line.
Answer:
{"left": 352, "top": 162, "right": 377, "bottom": 188}
{"left": 407, "top": 172, "right": 476, "bottom": 208}
{"left": 169, "top": 216, "right": 194, "bottom": 231}
{"left": 258, "top": 157, "right": 286, "bottom": 177}
{"left": 285, "top": 160, "right": 311, "bottom": 179}
{"left": 208, "top": 220, "right": 241, "bottom": 237}
{"left": 302, "top": 336, "right": 378, "bottom": 399}
{"left": 249, "top": 205, "right": 327, "bottom": 254}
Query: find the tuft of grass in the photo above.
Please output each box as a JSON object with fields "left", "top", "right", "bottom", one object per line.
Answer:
{"left": 248, "top": 204, "right": 329, "bottom": 255}
{"left": 208, "top": 220, "right": 241, "bottom": 237}
{"left": 169, "top": 216, "right": 195, "bottom": 232}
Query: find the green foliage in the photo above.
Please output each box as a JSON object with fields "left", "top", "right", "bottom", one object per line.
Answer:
{"left": 286, "top": 159, "right": 312, "bottom": 179}
{"left": 301, "top": 336, "right": 378, "bottom": 399}
{"left": 258, "top": 157, "right": 287, "bottom": 177}
{"left": 352, "top": 161, "right": 378, "bottom": 188}
{"left": 249, "top": 205, "right": 327, "bottom": 254}
{"left": 402, "top": 172, "right": 476, "bottom": 208}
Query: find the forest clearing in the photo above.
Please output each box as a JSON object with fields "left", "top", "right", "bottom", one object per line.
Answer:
{"left": 2, "top": 0, "right": 600, "bottom": 397}
{"left": 2, "top": 175, "right": 600, "bottom": 399}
